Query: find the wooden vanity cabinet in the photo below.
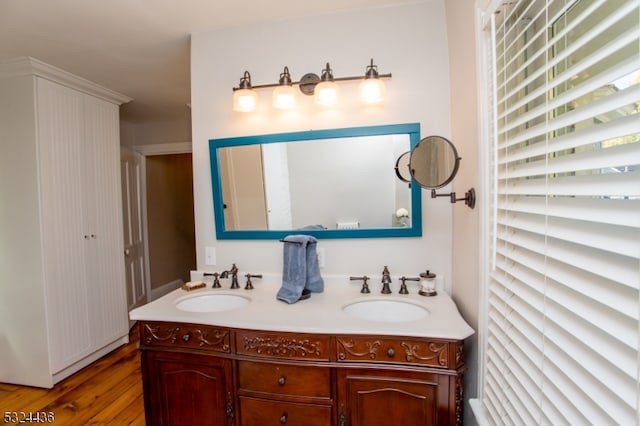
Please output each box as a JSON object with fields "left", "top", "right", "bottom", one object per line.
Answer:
{"left": 138, "top": 322, "right": 465, "bottom": 426}
{"left": 234, "top": 329, "right": 334, "bottom": 426}
{"left": 142, "top": 351, "right": 234, "bottom": 426}
{"left": 334, "top": 335, "right": 464, "bottom": 425}
{"left": 139, "top": 322, "right": 235, "bottom": 425}
{"left": 336, "top": 367, "right": 456, "bottom": 426}
{"left": 237, "top": 360, "right": 333, "bottom": 425}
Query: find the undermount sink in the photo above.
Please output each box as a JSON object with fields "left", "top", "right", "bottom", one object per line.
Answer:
{"left": 175, "top": 293, "right": 250, "bottom": 313}
{"left": 342, "top": 299, "right": 429, "bottom": 322}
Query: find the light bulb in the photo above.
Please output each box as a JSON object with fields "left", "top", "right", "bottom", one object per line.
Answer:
{"left": 359, "top": 78, "right": 385, "bottom": 104}
{"left": 314, "top": 81, "right": 339, "bottom": 107}
{"left": 272, "top": 85, "right": 296, "bottom": 109}
{"left": 233, "top": 89, "right": 257, "bottom": 112}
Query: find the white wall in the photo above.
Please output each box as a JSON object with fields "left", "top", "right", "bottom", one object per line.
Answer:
{"left": 445, "top": 2, "right": 482, "bottom": 424}
{"left": 190, "top": 1, "right": 455, "bottom": 283}
{"left": 120, "top": 114, "right": 192, "bottom": 147}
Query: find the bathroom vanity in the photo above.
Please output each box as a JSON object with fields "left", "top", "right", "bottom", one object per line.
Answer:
{"left": 130, "top": 276, "right": 473, "bottom": 425}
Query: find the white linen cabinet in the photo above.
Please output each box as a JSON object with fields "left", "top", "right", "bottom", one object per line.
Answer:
{"left": 0, "top": 57, "right": 133, "bottom": 387}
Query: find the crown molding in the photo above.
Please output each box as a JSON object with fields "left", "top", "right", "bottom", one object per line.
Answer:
{"left": 0, "top": 56, "right": 132, "bottom": 105}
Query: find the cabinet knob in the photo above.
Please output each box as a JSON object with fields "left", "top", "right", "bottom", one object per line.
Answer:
{"left": 387, "top": 348, "right": 395, "bottom": 357}
{"left": 277, "top": 376, "right": 286, "bottom": 386}
{"left": 182, "top": 333, "right": 191, "bottom": 342}
{"left": 279, "top": 413, "right": 288, "bottom": 424}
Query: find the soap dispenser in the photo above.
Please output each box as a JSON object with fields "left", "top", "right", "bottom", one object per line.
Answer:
{"left": 418, "top": 270, "right": 437, "bottom": 296}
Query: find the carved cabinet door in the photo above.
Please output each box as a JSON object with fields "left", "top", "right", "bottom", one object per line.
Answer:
{"left": 142, "top": 351, "right": 235, "bottom": 426}
{"left": 336, "top": 368, "right": 450, "bottom": 426}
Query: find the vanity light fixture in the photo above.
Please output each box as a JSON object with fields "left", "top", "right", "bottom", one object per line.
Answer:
{"left": 232, "top": 59, "right": 391, "bottom": 112}
{"left": 272, "top": 66, "right": 296, "bottom": 110}
{"left": 232, "top": 71, "right": 258, "bottom": 112}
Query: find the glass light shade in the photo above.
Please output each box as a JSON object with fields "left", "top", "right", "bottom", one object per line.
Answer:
{"left": 359, "top": 78, "right": 385, "bottom": 104}
{"left": 233, "top": 88, "right": 258, "bottom": 112}
{"left": 272, "top": 85, "right": 296, "bottom": 109}
{"left": 314, "top": 81, "right": 339, "bottom": 107}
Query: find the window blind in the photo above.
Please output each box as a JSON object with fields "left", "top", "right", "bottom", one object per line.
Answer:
{"left": 480, "top": 0, "right": 640, "bottom": 424}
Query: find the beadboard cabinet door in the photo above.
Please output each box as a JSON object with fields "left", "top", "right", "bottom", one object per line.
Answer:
{"left": 36, "top": 77, "right": 129, "bottom": 373}
{"left": 82, "top": 92, "right": 129, "bottom": 350}
{"left": 37, "top": 77, "right": 93, "bottom": 372}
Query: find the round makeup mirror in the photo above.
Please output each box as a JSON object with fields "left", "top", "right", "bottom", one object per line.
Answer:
{"left": 394, "top": 151, "right": 412, "bottom": 183}
{"left": 409, "top": 136, "right": 460, "bottom": 189}
{"left": 409, "top": 135, "right": 475, "bottom": 209}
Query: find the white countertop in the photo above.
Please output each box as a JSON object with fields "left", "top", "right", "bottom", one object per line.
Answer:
{"left": 129, "top": 274, "right": 474, "bottom": 341}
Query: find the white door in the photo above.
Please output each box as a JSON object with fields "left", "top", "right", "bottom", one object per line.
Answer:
{"left": 219, "top": 145, "right": 268, "bottom": 230}
{"left": 120, "top": 146, "right": 147, "bottom": 316}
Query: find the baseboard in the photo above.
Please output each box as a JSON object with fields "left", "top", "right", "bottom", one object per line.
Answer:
{"left": 52, "top": 335, "right": 129, "bottom": 386}
{"left": 150, "top": 279, "right": 184, "bottom": 301}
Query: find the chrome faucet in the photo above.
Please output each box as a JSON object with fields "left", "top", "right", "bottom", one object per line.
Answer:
{"left": 381, "top": 266, "right": 392, "bottom": 294}
{"left": 220, "top": 263, "right": 240, "bottom": 289}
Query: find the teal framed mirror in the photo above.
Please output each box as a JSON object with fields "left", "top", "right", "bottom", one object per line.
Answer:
{"left": 209, "top": 123, "right": 422, "bottom": 239}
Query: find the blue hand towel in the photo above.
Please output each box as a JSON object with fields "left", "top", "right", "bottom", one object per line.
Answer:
{"left": 276, "top": 235, "right": 310, "bottom": 304}
{"left": 305, "top": 240, "right": 324, "bottom": 293}
{"left": 276, "top": 235, "right": 324, "bottom": 303}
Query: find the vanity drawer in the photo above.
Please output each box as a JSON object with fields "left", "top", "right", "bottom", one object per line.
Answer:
{"left": 238, "top": 360, "right": 331, "bottom": 398}
{"left": 139, "top": 321, "right": 230, "bottom": 353}
{"left": 336, "top": 336, "right": 461, "bottom": 369}
{"left": 239, "top": 396, "right": 332, "bottom": 426}
{"left": 236, "top": 330, "right": 330, "bottom": 361}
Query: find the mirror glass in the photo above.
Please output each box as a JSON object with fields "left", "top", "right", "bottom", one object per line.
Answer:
{"left": 209, "top": 123, "right": 422, "bottom": 239}
{"left": 409, "top": 135, "right": 460, "bottom": 189}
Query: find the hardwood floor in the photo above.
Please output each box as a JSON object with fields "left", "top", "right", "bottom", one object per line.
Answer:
{"left": 0, "top": 327, "right": 145, "bottom": 425}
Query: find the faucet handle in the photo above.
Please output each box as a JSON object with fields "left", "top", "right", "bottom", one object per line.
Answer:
{"left": 398, "top": 276, "right": 420, "bottom": 294}
{"left": 350, "top": 275, "right": 371, "bottom": 294}
{"left": 204, "top": 272, "right": 222, "bottom": 288}
{"left": 244, "top": 273, "right": 262, "bottom": 290}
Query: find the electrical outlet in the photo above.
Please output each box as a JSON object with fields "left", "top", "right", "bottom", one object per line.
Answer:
{"left": 205, "top": 246, "right": 216, "bottom": 266}
{"left": 317, "top": 247, "right": 325, "bottom": 268}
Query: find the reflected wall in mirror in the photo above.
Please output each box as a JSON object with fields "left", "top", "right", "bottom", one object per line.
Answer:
{"left": 209, "top": 123, "right": 422, "bottom": 239}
